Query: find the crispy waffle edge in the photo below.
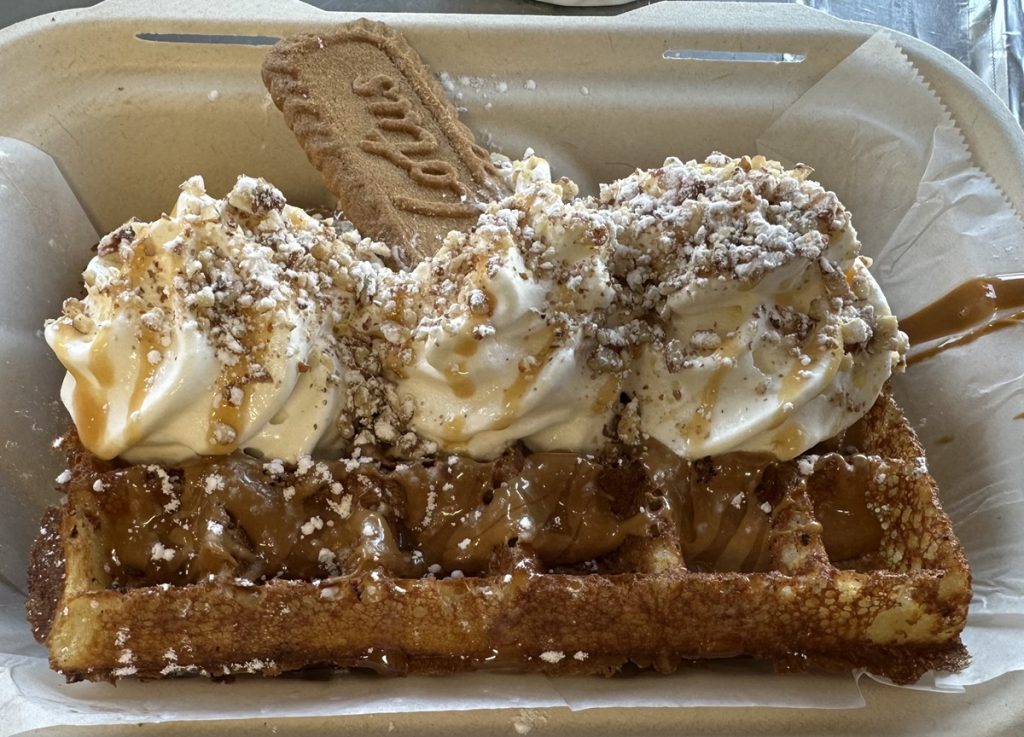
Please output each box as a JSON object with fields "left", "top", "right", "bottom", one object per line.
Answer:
{"left": 25, "top": 394, "right": 972, "bottom": 685}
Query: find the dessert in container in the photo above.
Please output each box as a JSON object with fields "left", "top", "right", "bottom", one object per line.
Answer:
{"left": 2, "top": 0, "right": 1024, "bottom": 732}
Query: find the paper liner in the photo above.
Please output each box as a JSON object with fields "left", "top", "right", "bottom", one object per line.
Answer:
{"left": 2, "top": 30, "right": 1024, "bottom": 732}
{"left": 757, "top": 32, "right": 1024, "bottom": 689}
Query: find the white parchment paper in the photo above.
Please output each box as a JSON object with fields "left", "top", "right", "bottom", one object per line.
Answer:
{"left": 2, "top": 31, "right": 1023, "bottom": 733}
{"left": 756, "top": 33, "right": 1024, "bottom": 689}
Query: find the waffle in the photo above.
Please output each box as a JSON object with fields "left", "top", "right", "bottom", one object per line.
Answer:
{"left": 27, "top": 389, "right": 970, "bottom": 684}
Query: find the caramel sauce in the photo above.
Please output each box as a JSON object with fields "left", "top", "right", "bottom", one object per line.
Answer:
{"left": 901, "top": 273, "right": 1024, "bottom": 365}
{"left": 126, "top": 242, "right": 170, "bottom": 441}
{"left": 54, "top": 240, "right": 162, "bottom": 455}
{"left": 92, "top": 449, "right": 654, "bottom": 586}
{"left": 60, "top": 330, "right": 115, "bottom": 455}
{"left": 444, "top": 360, "right": 476, "bottom": 399}
{"left": 682, "top": 364, "right": 727, "bottom": 445}
{"left": 128, "top": 331, "right": 159, "bottom": 423}
{"left": 208, "top": 359, "right": 250, "bottom": 451}
{"left": 440, "top": 415, "right": 470, "bottom": 444}
{"left": 778, "top": 360, "right": 807, "bottom": 404}
{"left": 907, "top": 310, "right": 1024, "bottom": 365}
{"left": 643, "top": 444, "right": 775, "bottom": 572}
{"left": 681, "top": 336, "right": 743, "bottom": 446}
{"left": 592, "top": 376, "right": 620, "bottom": 414}
{"left": 441, "top": 283, "right": 493, "bottom": 397}
{"left": 770, "top": 423, "right": 805, "bottom": 459}
{"left": 393, "top": 452, "right": 650, "bottom": 572}
{"left": 502, "top": 334, "right": 557, "bottom": 420}
{"left": 453, "top": 334, "right": 479, "bottom": 358}
{"left": 777, "top": 331, "right": 835, "bottom": 404}
{"left": 97, "top": 459, "right": 420, "bottom": 585}
{"left": 807, "top": 454, "right": 883, "bottom": 564}
{"left": 85, "top": 443, "right": 886, "bottom": 587}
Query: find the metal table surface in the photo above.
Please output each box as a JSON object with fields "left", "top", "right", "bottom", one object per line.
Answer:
{"left": 2, "top": 0, "right": 1022, "bottom": 125}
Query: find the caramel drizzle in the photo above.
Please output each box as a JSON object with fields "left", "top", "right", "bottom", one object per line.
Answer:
{"left": 592, "top": 376, "right": 620, "bottom": 414}
{"left": 444, "top": 361, "right": 475, "bottom": 399}
{"left": 770, "top": 424, "right": 806, "bottom": 459}
{"left": 679, "top": 335, "right": 743, "bottom": 448}
{"left": 806, "top": 454, "right": 883, "bottom": 563}
{"left": 86, "top": 436, "right": 887, "bottom": 588}
{"left": 61, "top": 332, "right": 115, "bottom": 455}
{"left": 51, "top": 349, "right": 119, "bottom": 458}
{"left": 128, "top": 332, "right": 159, "bottom": 423}
{"left": 441, "top": 416, "right": 468, "bottom": 444}
{"left": 502, "top": 333, "right": 558, "bottom": 421}
{"left": 901, "top": 273, "right": 1024, "bottom": 365}
{"left": 647, "top": 448, "right": 776, "bottom": 573}
{"left": 778, "top": 359, "right": 807, "bottom": 405}
{"left": 207, "top": 358, "right": 252, "bottom": 452}
{"left": 766, "top": 325, "right": 838, "bottom": 457}
{"left": 125, "top": 241, "right": 162, "bottom": 432}
{"left": 94, "top": 449, "right": 654, "bottom": 585}
{"left": 65, "top": 229, "right": 263, "bottom": 454}
{"left": 56, "top": 243, "right": 165, "bottom": 456}
{"left": 439, "top": 282, "right": 498, "bottom": 443}
{"left": 777, "top": 324, "right": 837, "bottom": 405}
{"left": 439, "top": 319, "right": 558, "bottom": 446}
{"left": 443, "top": 286, "right": 493, "bottom": 399}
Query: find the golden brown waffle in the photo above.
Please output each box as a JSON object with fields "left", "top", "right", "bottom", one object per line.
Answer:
{"left": 27, "top": 390, "right": 969, "bottom": 684}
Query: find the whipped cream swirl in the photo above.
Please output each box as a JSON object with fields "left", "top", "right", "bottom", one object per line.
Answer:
{"left": 45, "top": 176, "right": 348, "bottom": 463}
{"left": 389, "top": 156, "right": 620, "bottom": 458}
{"left": 602, "top": 154, "right": 906, "bottom": 459}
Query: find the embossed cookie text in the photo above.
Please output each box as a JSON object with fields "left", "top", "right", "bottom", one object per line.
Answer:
{"left": 353, "top": 74, "right": 480, "bottom": 218}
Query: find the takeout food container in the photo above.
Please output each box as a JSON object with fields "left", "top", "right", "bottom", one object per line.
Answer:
{"left": 2, "top": 0, "right": 1024, "bottom": 733}
{"left": 2, "top": 0, "right": 1024, "bottom": 233}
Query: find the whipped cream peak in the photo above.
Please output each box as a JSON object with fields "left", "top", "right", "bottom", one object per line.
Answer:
{"left": 600, "top": 153, "right": 906, "bottom": 458}
{"left": 46, "top": 175, "right": 353, "bottom": 463}
{"left": 390, "top": 158, "right": 621, "bottom": 458}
